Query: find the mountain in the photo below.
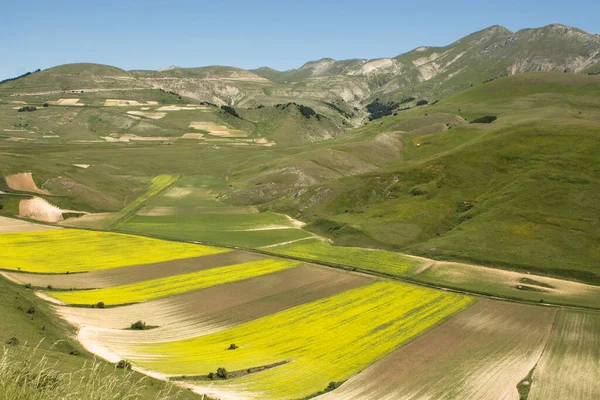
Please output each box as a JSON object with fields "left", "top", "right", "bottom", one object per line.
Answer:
{"left": 2, "top": 24, "right": 599, "bottom": 112}
{"left": 253, "top": 24, "right": 600, "bottom": 102}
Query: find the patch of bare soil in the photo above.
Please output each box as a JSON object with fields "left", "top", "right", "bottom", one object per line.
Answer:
{"left": 19, "top": 197, "right": 63, "bottom": 222}
{"left": 0, "top": 215, "right": 60, "bottom": 233}
{"left": 4, "top": 172, "right": 51, "bottom": 195}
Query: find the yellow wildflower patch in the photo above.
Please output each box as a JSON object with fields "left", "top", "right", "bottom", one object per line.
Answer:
{"left": 47, "top": 259, "right": 301, "bottom": 306}
{"left": 123, "top": 281, "right": 474, "bottom": 399}
{"left": 1, "top": 229, "right": 228, "bottom": 273}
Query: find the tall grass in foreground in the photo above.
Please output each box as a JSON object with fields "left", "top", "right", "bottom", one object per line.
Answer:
{"left": 0, "top": 344, "right": 178, "bottom": 400}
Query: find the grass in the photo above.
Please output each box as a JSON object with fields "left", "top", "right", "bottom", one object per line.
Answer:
{"left": 0, "top": 345, "right": 178, "bottom": 400}
{"left": 119, "top": 220, "right": 313, "bottom": 248}
{"left": 268, "top": 238, "right": 424, "bottom": 277}
{"left": 123, "top": 281, "right": 473, "bottom": 399}
{"left": 46, "top": 259, "right": 301, "bottom": 306}
{"left": 0, "top": 267, "right": 201, "bottom": 399}
{"left": 102, "top": 174, "right": 179, "bottom": 228}
{"left": 412, "top": 263, "right": 600, "bottom": 309}
{"left": 0, "top": 229, "right": 228, "bottom": 273}
{"left": 262, "top": 73, "right": 600, "bottom": 283}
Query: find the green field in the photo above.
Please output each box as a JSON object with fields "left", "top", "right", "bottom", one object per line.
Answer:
{"left": 268, "top": 238, "right": 424, "bottom": 277}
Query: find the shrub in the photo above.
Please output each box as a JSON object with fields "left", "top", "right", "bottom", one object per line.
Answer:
{"left": 216, "top": 367, "right": 228, "bottom": 379}
{"left": 227, "top": 343, "right": 239, "bottom": 350}
{"left": 470, "top": 115, "right": 497, "bottom": 124}
{"left": 25, "top": 283, "right": 32, "bottom": 289}
{"left": 130, "top": 320, "right": 146, "bottom": 330}
{"left": 96, "top": 302, "right": 105, "bottom": 309}
{"left": 207, "top": 372, "right": 215, "bottom": 380}
{"left": 17, "top": 106, "right": 37, "bottom": 112}
{"left": 298, "top": 105, "right": 316, "bottom": 118}
{"left": 220, "top": 105, "right": 240, "bottom": 118}
{"left": 7, "top": 337, "right": 19, "bottom": 346}
{"left": 43, "top": 103, "right": 49, "bottom": 107}
{"left": 416, "top": 100, "right": 429, "bottom": 106}
{"left": 366, "top": 99, "right": 400, "bottom": 120}
{"left": 27, "top": 307, "right": 35, "bottom": 315}
{"left": 116, "top": 360, "right": 131, "bottom": 369}
{"left": 47, "top": 285, "right": 53, "bottom": 290}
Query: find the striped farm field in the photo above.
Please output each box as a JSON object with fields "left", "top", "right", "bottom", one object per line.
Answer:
{"left": 0, "top": 229, "right": 227, "bottom": 273}
{"left": 268, "top": 238, "right": 425, "bottom": 278}
{"left": 57, "top": 265, "right": 373, "bottom": 343}
{"left": 529, "top": 310, "right": 600, "bottom": 400}
{"left": 102, "top": 174, "right": 180, "bottom": 228}
{"left": 320, "top": 299, "right": 556, "bottom": 400}
{"left": 3, "top": 251, "right": 264, "bottom": 290}
{"left": 117, "top": 281, "right": 473, "bottom": 399}
{"left": 46, "top": 259, "right": 302, "bottom": 306}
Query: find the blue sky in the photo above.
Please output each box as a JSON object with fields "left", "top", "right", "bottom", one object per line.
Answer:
{"left": 2, "top": 0, "right": 598, "bottom": 80}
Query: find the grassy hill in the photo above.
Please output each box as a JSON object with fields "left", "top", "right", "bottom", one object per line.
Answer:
{"left": 0, "top": 271, "right": 201, "bottom": 399}
{"left": 228, "top": 73, "right": 600, "bottom": 283}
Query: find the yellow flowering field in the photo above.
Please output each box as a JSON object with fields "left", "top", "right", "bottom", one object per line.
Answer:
{"left": 47, "top": 259, "right": 301, "bottom": 306}
{"left": 122, "top": 281, "right": 474, "bottom": 399}
{"left": 0, "top": 229, "right": 228, "bottom": 273}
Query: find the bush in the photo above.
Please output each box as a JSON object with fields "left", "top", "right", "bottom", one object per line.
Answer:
{"left": 298, "top": 105, "right": 316, "bottom": 118}
{"left": 116, "top": 360, "right": 131, "bottom": 369}
{"left": 6, "top": 337, "right": 19, "bottom": 346}
{"left": 130, "top": 320, "right": 146, "bottom": 330}
{"left": 27, "top": 307, "right": 35, "bottom": 315}
{"left": 416, "top": 100, "right": 429, "bottom": 106}
{"left": 366, "top": 99, "right": 400, "bottom": 120}
{"left": 43, "top": 103, "right": 49, "bottom": 107}
{"left": 227, "top": 343, "right": 239, "bottom": 350}
{"left": 96, "top": 302, "right": 105, "bottom": 309}
{"left": 216, "top": 367, "right": 228, "bottom": 379}
{"left": 17, "top": 106, "right": 37, "bottom": 112}
{"left": 470, "top": 115, "right": 497, "bottom": 124}
{"left": 220, "top": 105, "right": 240, "bottom": 118}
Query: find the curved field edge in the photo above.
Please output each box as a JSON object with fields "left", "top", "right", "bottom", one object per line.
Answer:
{"left": 0, "top": 229, "right": 228, "bottom": 274}
{"left": 528, "top": 310, "right": 600, "bottom": 400}
{"left": 267, "top": 238, "right": 425, "bottom": 278}
{"left": 45, "top": 259, "right": 302, "bottom": 306}
{"left": 319, "top": 299, "right": 557, "bottom": 400}
{"left": 114, "top": 281, "right": 474, "bottom": 399}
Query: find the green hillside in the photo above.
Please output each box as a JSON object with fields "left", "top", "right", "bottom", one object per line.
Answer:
{"left": 231, "top": 73, "right": 600, "bottom": 283}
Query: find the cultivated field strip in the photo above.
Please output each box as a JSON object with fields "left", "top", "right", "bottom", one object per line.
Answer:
{"left": 59, "top": 265, "right": 373, "bottom": 343}
{"left": 268, "top": 238, "right": 425, "bottom": 277}
{"left": 528, "top": 310, "right": 600, "bottom": 400}
{"left": 1, "top": 229, "right": 227, "bottom": 273}
{"left": 46, "top": 259, "right": 302, "bottom": 306}
{"left": 116, "top": 175, "right": 315, "bottom": 248}
{"left": 319, "top": 299, "right": 556, "bottom": 400}
{"left": 118, "top": 282, "right": 473, "bottom": 399}
{"left": 102, "top": 174, "right": 179, "bottom": 229}
{"left": 0, "top": 215, "right": 60, "bottom": 233}
{"left": 3, "top": 251, "right": 264, "bottom": 289}
{"left": 414, "top": 262, "right": 600, "bottom": 309}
